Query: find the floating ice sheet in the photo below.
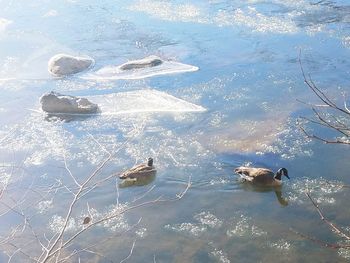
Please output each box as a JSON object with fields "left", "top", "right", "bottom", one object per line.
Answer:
{"left": 88, "top": 89, "right": 206, "bottom": 115}
{"left": 285, "top": 177, "right": 344, "bottom": 204}
{"left": 164, "top": 211, "right": 222, "bottom": 237}
{"left": 81, "top": 57, "right": 199, "bottom": 80}
{"left": 0, "top": 18, "right": 12, "bottom": 32}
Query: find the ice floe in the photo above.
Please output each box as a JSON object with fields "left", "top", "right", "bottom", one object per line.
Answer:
{"left": 267, "top": 239, "right": 292, "bottom": 251}
{"left": 128, "top": 1, "right": 206, "bottom": 23}
{"left": 0, "top": 18, "right": 12, "bottom": 32}
{"left": 48, "top": 53, "right": 94, "bottom": 76}
{"left": 164, "top": 211, "right": 222, "bottom": 237}
{"left": 129, "top": 1, "right": 298, "bottom": 34}
{"left": 210, "top": 248, "right": 231, "bottom": 263}
{"left": 81, "top": 55, "right": 198, "bottom": 80}
{"left": 88, "top": 89, "right": 206, "bottom": 115}
{"left": 286, "top": 177, "right": 344, "bottom": 204}
{"left": 40, "top": 91, "right": 99, "bottom": 114}
{"left": 226, "top": 213, "right": 267, "bottom": 237}
{"left": 43, "top": 9, "right": 58, "bottom": 18}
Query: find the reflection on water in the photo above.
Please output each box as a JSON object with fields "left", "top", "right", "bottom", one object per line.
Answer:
{"left": 1, "top": 0, "right": 350, "bottom": 262}
{"left": 44, "top": 112, "right": 98, "bottom": 123}
{"left": 239, "top": 181, "right": 289, "bottom": 206}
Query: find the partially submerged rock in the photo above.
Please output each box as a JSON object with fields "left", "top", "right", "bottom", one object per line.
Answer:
{"left": 48, "top": 54, "right": 94, "bottom": 76}
{"left": 81, "top": 56, "right": 199, "bottom": 80}
{"left": 119, "top": 55, "right": 163, "bottom": 70}
{"left": 40, "top": 91, "right": 99, "bottom": 114}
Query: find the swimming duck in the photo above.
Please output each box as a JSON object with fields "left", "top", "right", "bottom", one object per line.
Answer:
{"left": 119, "top": 158, "right": 156, "bottom": 180}
{"left": 234, "top": 167, "right": 289, "bottom": 186}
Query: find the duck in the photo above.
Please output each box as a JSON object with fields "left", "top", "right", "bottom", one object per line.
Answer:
{"left": 119, "top": 158, "right": 156, "bottom": 180}
{"left": 234, "top": 166, "right": 289, "bottom": 186}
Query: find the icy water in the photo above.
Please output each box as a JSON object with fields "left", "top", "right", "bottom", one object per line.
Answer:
{"left": 1, "top": 0, "right": 350, "bottom": 262}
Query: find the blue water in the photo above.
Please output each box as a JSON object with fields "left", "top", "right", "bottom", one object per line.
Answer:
{"left": 1, "top": 0, "right": 350, "bottom": 262}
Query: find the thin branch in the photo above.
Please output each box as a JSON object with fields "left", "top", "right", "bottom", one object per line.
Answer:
{"left": 47, "top": 177, "right": 191, "bottom": 259}
{"left": 299, "top": 125, "right": 350, "bottom": 145}
{"left": 119, "top": 239, "right": 136, "bottom": 263}
{"left": 56, "top": 218, "right": 142, "bottom": 263}
{"left": 290, "top": 228, "right": 350, "bottom": 249}
{"left": 305, "top": 192, "right": 350, "bottom": 240}
{"left": 64, "top": 155, "right": 81, "bottom": 188}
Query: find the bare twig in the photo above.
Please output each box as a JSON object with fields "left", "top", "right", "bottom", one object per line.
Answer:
{"left": 305, "top": 192, "right": 350, "bottom": 240}
{"left": 292, "top": 191, "right": 350, "bottom": 250}
{"left": 298, "top": 51, "right": 350, "bottom": 145}
{"left": 119, "top": 239, "right": 136, "bottom": 263}
{"left": 290, "top": 228, "right": 350, "bottom": 249}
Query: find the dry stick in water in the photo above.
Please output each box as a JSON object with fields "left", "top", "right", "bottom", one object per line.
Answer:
{"left": 305, "top": 192, "right": 350, "bottom": 240}
{"left": 57, "top": 218, "right": 142, "bottom": 263}
{"left": 298, "top": 51, "right": 350, "bottom": 145}
{"left": 119, "top": 239, "right": 136, "bottom": 263}
{"left": 40, "top": 126, "right": 192, "bottom": 262}
{"left": 51, "top": 177, "right": 191, "bottom": 262}
{"left": 291, "top": 192, "right": 350, "bottom": 249}
{"left": 40, "top": 134, "right": 134, "bottom": 262}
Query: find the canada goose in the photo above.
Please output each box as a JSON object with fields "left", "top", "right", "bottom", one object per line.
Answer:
{"left": 234, "top": 167, "right": 289, "bottom": 186}
{"left": 119, "top": 158, "right": 156, "bottom": 180}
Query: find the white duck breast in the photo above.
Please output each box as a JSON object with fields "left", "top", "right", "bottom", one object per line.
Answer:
{"left": 81, "top": 55, "right": 198, "bottom": 80}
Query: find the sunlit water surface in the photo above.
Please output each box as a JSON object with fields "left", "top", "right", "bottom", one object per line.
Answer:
{"left": 1, "top": 0, "right": 350, "bottom": 262}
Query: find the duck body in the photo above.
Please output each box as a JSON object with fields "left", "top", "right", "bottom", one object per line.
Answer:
{"left": 119, "top": 158, "right": 156, "bottom": 180}
{"left": 234, "top": 166, "right": 289, "bottom": 186}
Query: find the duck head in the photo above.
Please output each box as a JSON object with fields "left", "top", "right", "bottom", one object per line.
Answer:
{"left": 275, "top": 168, "right": 289, "bottom": 181}
{"left": 147, "top": 157, "right": 153, "bottom": 167}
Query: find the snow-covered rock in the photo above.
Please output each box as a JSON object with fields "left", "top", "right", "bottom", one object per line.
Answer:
{"left": 40, "top": 91, "right": 99, "bottom": 114}
{"left": 48, "top": 54, "right": 94, "bottom": 76}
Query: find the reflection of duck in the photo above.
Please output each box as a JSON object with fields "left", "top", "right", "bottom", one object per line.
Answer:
{"left": 119, "top": 158, "right": 156, "bottom": 180}
{"left": 234, "top": 167, "right": 289, "bottom": 186}
{"left": 239, "top": 182, "right": 289, "bottom": 206}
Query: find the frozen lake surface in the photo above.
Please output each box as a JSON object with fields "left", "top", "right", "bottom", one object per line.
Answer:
{"left": 0, "top": 0, "right": 350, "bottom": 262}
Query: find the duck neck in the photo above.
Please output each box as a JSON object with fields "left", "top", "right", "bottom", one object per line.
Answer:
{"left": 274, "top": 172, "right": 282, "bottom": 181}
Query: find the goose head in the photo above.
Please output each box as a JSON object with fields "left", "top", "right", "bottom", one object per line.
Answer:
{"left": 275, "top": 168, "right": 289, "bottom": 181}
{"left": 147, "top": 157, "right": 153, "bottom": 167}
